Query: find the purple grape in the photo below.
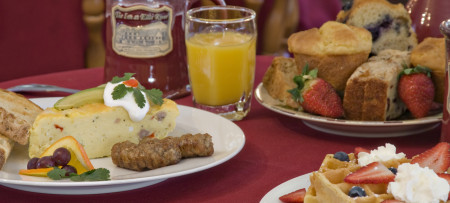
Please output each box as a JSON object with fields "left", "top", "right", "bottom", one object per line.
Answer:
{"left": 52, "top": 147, "right": 71, "bottom": 166}
{"left": 36, "top": 156, "right": 55, "bottom": 168}
{"left": 61, "top": 165, "right": 77, "bottom": 176}
{"left": 27, "top": 157, "right": 40, "bottom": 169}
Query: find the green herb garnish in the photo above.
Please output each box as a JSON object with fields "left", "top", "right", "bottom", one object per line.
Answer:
{"left": 109, "top": 73, "right": 164, "bottom": 107}
{"left": 111, "top": 73, "right": 135, "bottom": 84}
{"left": 47, "top": 167, "right": 110, "bottom": 181}
{"left": 47, "top": 167, "right": 72, "bottom": 180}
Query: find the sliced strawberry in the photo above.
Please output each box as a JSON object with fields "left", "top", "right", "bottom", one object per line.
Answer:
{"left": 437, "top": 173, "right": 450, "bottom": 200}
{"left": 344, "top": 162, "right": 395, "bottom": 184}
{"left": 381, "top": 200, "right": 405, "bottom": 203}
{"left": 279, "top": 188, "right": 306, "bottom": 203}
{"left": 354, "top": 147, "right": 370, "bottom": 158}
{"left": 410, "top": 142, "right": 450, "bottom": 173}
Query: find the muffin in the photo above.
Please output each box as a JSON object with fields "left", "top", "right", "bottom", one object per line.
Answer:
{"left": 411, "top": 37, "right": 446, "bottom": 103}
{"left": 287, "top": 21, "right": 372, "bottom": 92}
{"left": 337, "top": 0, "right": 417, "bottom": 55}
{"left": 262, "top": 57, "right": 300, "bottom": 108}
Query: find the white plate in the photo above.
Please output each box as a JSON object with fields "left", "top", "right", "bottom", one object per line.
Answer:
{"left": 0, "top": 97, "right": 245, "bottom": 195}
{"left": 255, "top": 83, "right": 442, "bottom": 138}
{"left": 260, "top": 173, "right": 311, "bottom": 203}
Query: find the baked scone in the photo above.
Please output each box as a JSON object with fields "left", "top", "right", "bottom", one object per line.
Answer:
{"left": 0, "top": 89, "right": 43, "bottom": 145}
{"left": 262, "top": 57, "right": 300, "bottom": 108}
{"left": 343, "top": 49, "right": 409, "bottom": 121}
{"left": 337, "top": 0, "right": 417, "bottom": 55}
{"left": 411, "top": 37, "right": 445, "bottom": 103}
{"left": 287, "top": 21, "right": 372, "bottom": 92}
{"left": 28, "top": 98, "right": 179, "bottom": 159}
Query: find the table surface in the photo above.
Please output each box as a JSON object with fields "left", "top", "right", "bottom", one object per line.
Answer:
{"left": 0, "top": 55, "right": 443, "bottom": 202}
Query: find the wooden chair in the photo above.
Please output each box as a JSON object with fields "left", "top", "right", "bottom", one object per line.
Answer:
{"left": 82, "top": 0, "right": 105, "bottom": 68}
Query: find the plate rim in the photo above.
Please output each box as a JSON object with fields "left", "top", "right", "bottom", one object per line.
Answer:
{"left": 0, "top": 97, "right": 246, "bottom": 193}
{"left": 255, "top": 83, "right": 442, "bottom": 136}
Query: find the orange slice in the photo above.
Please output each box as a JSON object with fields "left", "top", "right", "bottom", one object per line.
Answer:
{"left": 39, "top": 136, "right": 94, "bottom": 174}
{"left": 19, "top": 168, "right": 53, "bottom": 177}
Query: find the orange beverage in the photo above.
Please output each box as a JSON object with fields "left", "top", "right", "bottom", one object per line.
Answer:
{"left": 186, "top": 31, "right": 256, "bottom": 106}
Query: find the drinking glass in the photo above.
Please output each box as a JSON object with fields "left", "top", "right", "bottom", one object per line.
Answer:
{"left": 185, "top": 6, "right": 257, "bottom": 121}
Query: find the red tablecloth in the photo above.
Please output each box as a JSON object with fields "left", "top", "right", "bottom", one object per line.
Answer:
{"left": 0, "top": 55, "right": 442, "bottom": 202}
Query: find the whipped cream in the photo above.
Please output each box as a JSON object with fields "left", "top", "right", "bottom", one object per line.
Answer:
{"left": 387, "top": 163, "right": 449, "bottom": 203}
{"left": 103, "top": 80, "right": 150, "bottom": 122}
{"left": 358, "top": 143, "right": 405, "bottom": 166}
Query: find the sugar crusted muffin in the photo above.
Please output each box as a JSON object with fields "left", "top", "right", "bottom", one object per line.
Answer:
{"left": 287, "top": 21, "right": 372, "bottom": 92}
{"left": 411, "top": 37, "right": 445, "bottom": 103}
{"left": 343, "top": 49, "right": 409, "bottom": 121}
{"left": 337, "top": 0, "right": 417, "bottom": 55}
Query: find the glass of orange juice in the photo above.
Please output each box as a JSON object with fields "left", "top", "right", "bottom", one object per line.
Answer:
{"left": 185, "top": 6, "right": 256, "bottom": 121}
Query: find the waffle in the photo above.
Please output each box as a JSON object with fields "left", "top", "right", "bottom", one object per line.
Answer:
{"left": 304, "top": 154, "right": 410, "bottom": 203}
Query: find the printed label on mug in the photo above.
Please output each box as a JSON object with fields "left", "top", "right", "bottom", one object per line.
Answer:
{"left": 111, "top": 5, "right": 173, "bottom": 58}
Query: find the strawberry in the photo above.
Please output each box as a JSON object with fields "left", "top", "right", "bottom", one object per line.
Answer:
{"left": 344, "top": 162, "right": 395, "bottom": 184}
{"left": 279, "top": 188, "right": 306, "bottom": 203}
{"left": 397, "top": 65, "right": 435, "bottom": 118}
{"left": 354, "top": 147, "right": 370, "bottom": 158}
{"left": 288, "top": 65, "right": 344, "bottom": 118}
{"left": 410, "top": 142, "right": 450, "bottom": 173}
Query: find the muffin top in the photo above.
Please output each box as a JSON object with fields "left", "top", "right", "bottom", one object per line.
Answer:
{"left": 287, "top": 21, "right": 372, "bottom": 56}
{"left": 411, "top": 37, "right": 445, "bottom": 72}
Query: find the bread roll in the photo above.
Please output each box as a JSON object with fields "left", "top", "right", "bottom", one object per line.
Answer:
{"left": 411, "top": 37, "right": 445, "bottom": 103}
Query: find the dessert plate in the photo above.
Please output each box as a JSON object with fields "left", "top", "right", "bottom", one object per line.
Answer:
{"left": 260, "top": 173, "right": 311, "bottom": 203}
{"left": 255, "top": 83, "right": 442, "bottom": 138}
{"left": 0, "top": 97, "right": 245, "bottom": 195}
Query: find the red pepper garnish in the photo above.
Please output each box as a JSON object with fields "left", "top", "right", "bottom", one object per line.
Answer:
{"left": 123, "top": 79, "right": 139, "bottom": 87}
{"left": 54, "top": 124, "right": 64, "bottom": 132}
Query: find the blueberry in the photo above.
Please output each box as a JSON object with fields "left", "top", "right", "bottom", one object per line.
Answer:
{"left": 389, "top": 167, "right": 397, "bottom": 175}
{"left": 342, "top": 0, "right": 353, "bottom": 11}
{"left": 333, "top": 151, "right": 350, "bottom": 162}
{"left": 348, "top": 186, "right": 366, "bottom": 197}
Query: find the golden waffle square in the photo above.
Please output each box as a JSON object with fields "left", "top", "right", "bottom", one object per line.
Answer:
{"left": 304, "top": 153, "right": 410, "bottom": 203}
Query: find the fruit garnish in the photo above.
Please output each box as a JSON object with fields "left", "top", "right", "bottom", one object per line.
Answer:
{"left": 398, "top": 65, "right": 435, "bottom": 118}
{"left": 344, "top": 162, "right": 395, "bottom": 184}
{"left": 39, "top": 136, "right": 94, "bottom": 174}
{"left": 354, "top": 146, "right": 370, "bottom": 158}
{"left": 348, "top": 186, "right": 367, "bottom": 197}
{"left": 333, "top": 151, "right": 350, "bottom": 162}
{"left": 279, "top": 188, "right": 306, "bottom": 203}
{"left": 410, "top": 142, "right": 450, "bottom": 173}
{"left": 288, "top": 65, "right": 344, "bottom": 118}
{"left": 110, "top": 73, "right": 163, "bottom": 106}
{"left": 19, "top": 168, "right": 54, "bottom": 177}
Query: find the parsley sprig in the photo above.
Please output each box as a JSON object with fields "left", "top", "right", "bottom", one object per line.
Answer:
{"left": 110, "top": 73, "right": 164, "bottom": 107}
{"left": 47, "top": 167, "right": 110, "bottom": 181}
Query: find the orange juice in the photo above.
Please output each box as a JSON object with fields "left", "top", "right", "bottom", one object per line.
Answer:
{"left": 186, "top": 31, "right": 256, "bottom": 106}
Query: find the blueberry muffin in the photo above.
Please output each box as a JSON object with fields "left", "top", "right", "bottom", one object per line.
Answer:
{"left": 337, "top": 0, "right": 417, "bottom": 55}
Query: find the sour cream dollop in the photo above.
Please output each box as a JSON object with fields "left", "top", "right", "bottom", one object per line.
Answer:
{"left": 103, "top": 80, "right": 150, "bottom": 122}
{"left": 388, "top": 163, "right": 449, "bottom": 203}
